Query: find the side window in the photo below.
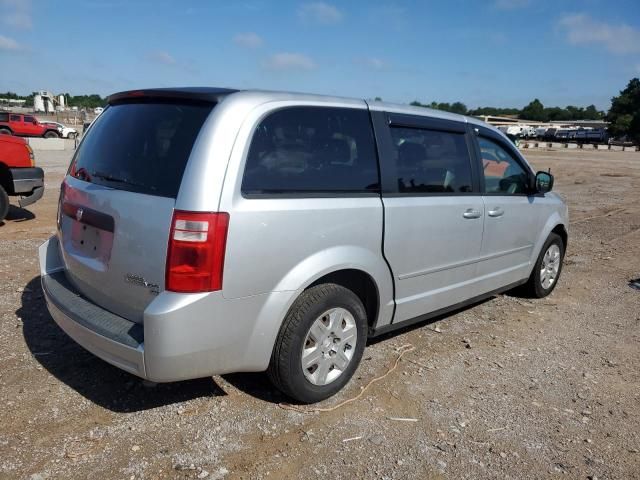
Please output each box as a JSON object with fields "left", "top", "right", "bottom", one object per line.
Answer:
{"left": 24, "top": 115, "right": 35, "bottom": 123}
{"left": 241, "top": 107, "right": 379, "bottom": 195}
{"left": 390, "top": 127, "right": 473, "bottom": 193}
{"left": 9, "top": 115, "right": 21, "bottom": 122}
{"left": 479, "top": 137, "right": 529, "bottom": 194}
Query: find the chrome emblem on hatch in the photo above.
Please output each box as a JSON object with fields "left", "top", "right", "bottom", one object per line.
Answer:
{"left": 76, "top": 208, "right": 84, "bottom": 222}
{"left": 125, "top": 273, "right": 160, "bottom": 295}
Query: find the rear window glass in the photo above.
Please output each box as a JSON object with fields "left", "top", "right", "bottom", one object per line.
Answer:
{"left": 241, "top": 106, "right": 379, "bottom": 195}
{"left": 70, "top": 101, "right": 213, "bottom": 198}
{"left": 0, "top": 112, "right": 8, "bottom": 122}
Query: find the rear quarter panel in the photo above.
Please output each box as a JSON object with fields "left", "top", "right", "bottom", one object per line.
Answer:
{"left": 217, "top": 99, "right": 394, "bottom": 327}
{"left": 0, "top": 138, "right": 30, "bottom": 167}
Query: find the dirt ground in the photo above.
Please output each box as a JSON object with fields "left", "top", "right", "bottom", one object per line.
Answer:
{"left": 1, "top": 148, "right": 639, "bottom": 480}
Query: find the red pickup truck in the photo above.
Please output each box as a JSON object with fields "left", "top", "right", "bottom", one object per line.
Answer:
{"left": 0, "top": 135, "right": 44, "bottom": 221}
{"left": 0, "top": 112, "right": 61, "bottom": 138}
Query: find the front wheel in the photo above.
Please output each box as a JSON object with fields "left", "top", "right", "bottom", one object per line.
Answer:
{"left": 268, "top": 283, "right": 367, "bottom": 403}
{"left": 522, "top": 233, "right": 564, "bottom": 298}
{"left": 0, "top": 128, "right": 11, "bottom": 135}
{"left": 67, "top": 132, "right": 76, "bottom": 140}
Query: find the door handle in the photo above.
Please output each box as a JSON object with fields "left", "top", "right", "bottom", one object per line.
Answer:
{"left": 488, "top": 207, "right": 504, "bottom": 217}
{"left": 463, "top": 209, "right": 482, "bottom": 219}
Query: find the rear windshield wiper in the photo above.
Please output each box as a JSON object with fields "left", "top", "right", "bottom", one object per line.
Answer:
{"left": 92, "top": 171, "right": 149, "bottom": 189}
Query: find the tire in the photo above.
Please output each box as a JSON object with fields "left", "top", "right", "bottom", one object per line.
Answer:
{"left": 67, "top": 132, "right": 76, "bottom": 140}
{"left": 0, "top": 185, "right": 9, "bottom": 222}
{"left": 268, "top": 283, "right": 368, "bottom": 403}
{"left": 0, "top": 128, "right": 11, "bottom": 135}
{"left": 522, "top": 233, "right": 565, "bottom": 298}
{"left": 44, "top": 130, "right": 59, "bottom": 139}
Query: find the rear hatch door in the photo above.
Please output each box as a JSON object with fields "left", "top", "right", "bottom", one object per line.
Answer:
{"left": 59, "top": 98, "right": 215, "bottom": 323}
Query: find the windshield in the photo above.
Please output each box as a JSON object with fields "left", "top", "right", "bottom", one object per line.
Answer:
{"left": 70, "top": 101, "right": 213, "bottom": 198}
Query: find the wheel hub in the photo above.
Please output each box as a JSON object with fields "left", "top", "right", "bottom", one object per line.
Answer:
{"left": 301, "top": 308, "right": 358, "bottom": 386}
{"left": 540, "top": 244, "right": 561, "bottom": 289}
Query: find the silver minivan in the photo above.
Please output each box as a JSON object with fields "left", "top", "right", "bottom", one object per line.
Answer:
{"left": 39, "top": 88, "right": 568, "bottom": 402}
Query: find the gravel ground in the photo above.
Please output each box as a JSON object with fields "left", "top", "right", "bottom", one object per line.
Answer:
{"left": 1, "top": 147, "right": 639, "bottom": 480}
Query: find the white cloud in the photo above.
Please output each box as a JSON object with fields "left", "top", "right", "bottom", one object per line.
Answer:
{"left": 263, "top": 52, "right": 316, "bottom": 71}
{"left": 1, "top": 0, "right": 32, "bottom": 29}
{"left": 148, "top": 50, "right": 176, "bottom": 65}
{"left": 298, "top": 2, "right": 343, "bottom": 24}
{"left": 0, "top": 34, "right": 21, "bottom": 50}
{"left": 233, "top": 32, "right": 263, "bottom": 48}
{"left": 558, "top": 13, "right": 640, "bottom": 54}
{"left": 356, "top": 57, "right": 388, "bottom": 70}
{"left": 494, "top": 0, "right": 530, "bottom": 9}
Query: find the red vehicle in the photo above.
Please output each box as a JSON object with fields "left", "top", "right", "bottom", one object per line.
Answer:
{"left": 0, "top": 135, "right": 44, "bottom": 221}
{"left": 0, "top": 112, "right": 61, "bottom": 138}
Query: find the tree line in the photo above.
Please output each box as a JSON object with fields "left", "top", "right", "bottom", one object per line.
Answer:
{"left": 386, "top": 76, "right": 640, "bottom": 142}
{"left": 406, "top": 99, "right": 605, "bottom": 122}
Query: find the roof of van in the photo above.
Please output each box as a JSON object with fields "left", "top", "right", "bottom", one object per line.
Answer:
{"left": 106, "top": 86, "right": 487, "bottom": 128}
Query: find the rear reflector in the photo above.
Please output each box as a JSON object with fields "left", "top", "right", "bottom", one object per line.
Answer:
{"left": 166, "top": 211, "right": 229, "bottom": 293}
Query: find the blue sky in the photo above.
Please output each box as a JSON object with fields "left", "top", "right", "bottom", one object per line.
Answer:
{"left": 1, "top": 0, "right": 639, "bottom": 109}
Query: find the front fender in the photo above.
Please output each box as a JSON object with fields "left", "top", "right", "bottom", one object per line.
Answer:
{"left": 528, "top": 210, "right": 568, "bottom": 275}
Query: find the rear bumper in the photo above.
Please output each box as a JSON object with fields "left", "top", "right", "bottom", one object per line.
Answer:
{"left": 38, "top": 236, "right": 295, "bottom": 383}
{"left": 10, "top": 167, "right": 44, "bottom": 193}
{"left": 10, "top": 167, "right": 44, "bottom": 207}
{"left": 42, "top": 271, "right": 147, "bottom": 377}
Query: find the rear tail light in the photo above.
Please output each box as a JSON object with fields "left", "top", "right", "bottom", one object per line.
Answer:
{"left": 26, "top": 144, "right": 35, "bottom": 167}
{"left": 166, "top": 211, "right": 230, "bottom": 293}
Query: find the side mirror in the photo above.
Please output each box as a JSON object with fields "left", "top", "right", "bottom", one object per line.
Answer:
{"left": 535, "top": 171, "right": 554, "bottom": 193}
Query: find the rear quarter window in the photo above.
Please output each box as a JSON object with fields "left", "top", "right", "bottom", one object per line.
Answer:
{"left": 241, "top": 106, "right": 379, "bottom": 195}
{"left": 70, "top": 101, "right": 213, "bottom": 198}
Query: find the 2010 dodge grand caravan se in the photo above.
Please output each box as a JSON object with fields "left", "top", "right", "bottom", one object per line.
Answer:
{"left": 39, "top": 88, "right": 568, "bottom": 403}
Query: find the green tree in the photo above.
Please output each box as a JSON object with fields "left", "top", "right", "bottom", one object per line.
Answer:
{"left": 606, "top": 78, "right": 640, "bottom": 142}
{"left": 449, "top": 102, "right": 468, "bottom": 115}
{"left": 583, "top": 104, "right": 603, "bottom": 120}
{"left": 410, "top": 100, "right": 467, "bottom": 115}
{"left": 469, "top": 106, "right": 520, "bottom": 116}
{"left": 521, "top": 99, "right": 546, "bottom": 121}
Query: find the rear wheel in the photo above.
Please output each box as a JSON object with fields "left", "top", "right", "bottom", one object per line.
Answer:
{"left": 44, "top": 130, "right": 59, "bottom": 139}
{"left": 0, "top": 185, "right": 9, "bottom": 221}
{"left": 522, "top": 233, "right": 564, "bottom": 298}
{"left": 268, "top": 283, "right": 367, "bottom": 403}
